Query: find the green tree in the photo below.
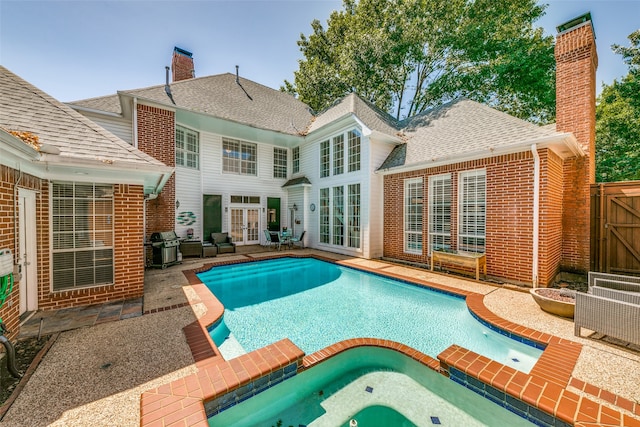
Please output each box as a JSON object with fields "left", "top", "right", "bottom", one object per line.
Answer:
{"left": 283, "top": 0, "right": 555, "bottom": 123}
{"left": 596, "top": 30, "right": 640, "bottom": 182}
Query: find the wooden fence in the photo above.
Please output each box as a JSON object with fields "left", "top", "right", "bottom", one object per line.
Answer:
{"left": 591, "top": 181, "right": 640, "bottom": 275}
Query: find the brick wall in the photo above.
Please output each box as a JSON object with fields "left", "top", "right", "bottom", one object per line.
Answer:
{"left": 555, "top": 21, "right": 598, "bottom": 274}
{"left": 0, "top": 165, "right": 43, "bottom": 339}
{"left": 538, "top": 150, "right": 564, "bottom": 285}
{"left": 136, "top": 103, "right": 176, "bottom": 238}
{"left": 384, "top": 153, "right": 552, "bottom": 285}
{"left": 38, "top": 184, "right": 145, "bottom": 310}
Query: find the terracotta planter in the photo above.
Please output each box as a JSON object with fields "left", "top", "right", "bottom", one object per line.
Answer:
{"left": 530, "top": 288, "right": 575, "bottom": 319}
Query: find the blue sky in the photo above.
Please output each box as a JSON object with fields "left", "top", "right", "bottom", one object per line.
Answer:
{"left": 1, "top": 0, "right": 638, "bottom": 103}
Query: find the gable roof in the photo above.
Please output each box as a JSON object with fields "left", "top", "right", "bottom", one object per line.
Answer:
{"left": 70, "top": 93, "right": 122, "bottom": 115}
{"left": 307, "top": 93, "right": 399, "bottom": 138}
{"left": 112, "top": 73, "right": 314, "bottom": 136}
{"left": 379, "top": 99, "right": 580, "bottom": 172}
{"left": 0, "top": 66, "right": 172, "bottom": 193}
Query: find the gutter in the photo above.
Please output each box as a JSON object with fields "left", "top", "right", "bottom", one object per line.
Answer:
{"left": 531, "top": 144, "right": 540, "bottom": 288}
{"left": 376, "top": 133, "right": 580, "bottom": 176}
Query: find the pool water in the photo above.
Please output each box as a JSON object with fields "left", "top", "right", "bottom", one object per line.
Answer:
{"left": 208, "top": 346, "right": 535, "bottom": 426}
{"left": 198, "top": 257, "right": 541, "bottom": 372}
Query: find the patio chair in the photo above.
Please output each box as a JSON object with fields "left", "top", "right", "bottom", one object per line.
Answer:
{"left": 575, "top": 272, "right": 640, "bottom": 345}
{"left": 268, "top": 232, "right": 281, "bottom": 251}
{"left": 588, "top": 272, "right": 640, "bottom": 291}
{"left": 289, "top": 231, "right": 306, "bottom": 249}
{"left": 263, "top": 230, "right": 272, "bottom": 247}
{"left": 210, "top": 232, "right": 236, "bottom": 254}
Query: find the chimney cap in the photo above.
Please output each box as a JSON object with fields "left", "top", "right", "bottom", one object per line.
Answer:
{"left": 556, "top": 12, "right": 594, "bottom": 37}
{"left": 173, "top": 46, "right": 193, "bottom": 58}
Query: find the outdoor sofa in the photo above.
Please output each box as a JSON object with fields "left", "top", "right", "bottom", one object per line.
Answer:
{"left": 574, "top": 272, "right": 640, "bottom": 345}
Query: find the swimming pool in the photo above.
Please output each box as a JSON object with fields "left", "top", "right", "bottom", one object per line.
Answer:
{"left": 197, "top": 257, "right": 542, "bottom": 372}
{"left": 207, "top": 346, "right": 535, "bottom": 426}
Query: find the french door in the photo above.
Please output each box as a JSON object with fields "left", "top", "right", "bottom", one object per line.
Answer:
{"left": 230, "top": 208, "right": 260, "bottom": 245}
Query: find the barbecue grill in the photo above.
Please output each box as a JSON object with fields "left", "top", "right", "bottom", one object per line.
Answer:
{"left": 149, "top": 231, "right": 181, "bottom": 269}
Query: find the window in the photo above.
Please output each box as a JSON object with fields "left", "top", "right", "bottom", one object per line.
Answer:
{"left": 348, "top": 129, "right": 361, "bottom": 172}
{"left": 176, "top": 126, "right": 199, "bottom": 169}
{"left": 223, "top": 138, "right": 257, "bottom": 176}
{"left": 318, "top": 184, "right": 361, "bottom": 250}
{"left": 230, "top": 195, "right": 260, "bottom": 204}
{"left": 333, "top": 186, "right": 344, "bottom": 245}
{"left": 404, "top": 178, "right": 423, "bottom": 254}
{"left": 320, "top": 140, "right": 330, "bottom": 178}
{"left": 429, "top": 174, "right": 452, "bottom": 254}
{"left": 52, "top": 182, "right": 114, "bottom": 290}
{"left": 319, "top": 188, "right": 330, "bottom": 244}
{"left": 333, "top": 135, "right": 344, "bottom": 175}
{"left": 292, "top": 146, "right": 300, "bottom": 174}
{"left": 347, "top": 183, "right": 361, "bottom": 248}
{"left": 273, "top": 147, "right": 287, "bottom": 178}
{"left": 459, "top": 169, "right": 486, "bottom": 253}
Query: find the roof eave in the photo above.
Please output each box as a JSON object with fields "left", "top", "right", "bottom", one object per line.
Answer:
{"left": 41, "top": 158, "right": 175, "bottom": 195}
{"left": 0, "top": 129, "right": 40, "bottom": 160}
{"left": 376, "top": 133, "right": 583, "bottom": 175}
{"left": 67, "top": 103, "right": 123, "bottom": 118}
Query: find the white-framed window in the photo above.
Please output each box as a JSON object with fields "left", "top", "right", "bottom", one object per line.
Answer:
{"left": 458, "top": 169, "right": 486, "bottom": 253}
{"left": 347, "top": 183, "right": 361, "bottom": 248}
{"left": 318, "top": 184, "right": 361, "bottom": 250}
{"left": 404, "top": 177, "right": 423, "bottom": 254}
{"left": 176, "top": 125, "right": 199, "bottom": 169}
{"left": 429, "top": 174, "right": 452, "bottom": 254}
{"left": 320, "top": 140, "right": 330, "bottom": 178}
{"left": 52, "top": 182, "right": 114, "bottom": 291}
{"left": 292, "top": 146, "right": 300, "bottom": 174}
{"left": 348, "top": 129, "right": 361, "bottom": 172}
{"left": 333, "top": 134, "right": 344, "bottom": 175}
{"left": 223, "top": 138, "right": 257, "bottom": 176}
{"left": 319, "top": 188, "right": 330, "bottom": 243}
{"left": 319, "top": 129, "right": 361, "bottom": 178}
{"left": 333, "top": 186, "right": 344, "bottom": 245}
{"left": 273, "top": 147, "right": 287, "bottom": 178}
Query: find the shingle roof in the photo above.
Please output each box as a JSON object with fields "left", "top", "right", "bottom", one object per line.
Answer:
{"left": 379, "top": 99, "right": 565, "bottom": 170}
{"left": 0, "top": 66, "right": 165, "bottom": 167}
{"left": 282, "top": 176, "right": 311, "bottom": 187}
{"left": 71, "top": 94, "right": 122, "bottom": 114}
{"left": 116, "top": 73, "right": 313, "bottom": 136}
{"left": 307, "top": 93, "right": 399, "bottom": 137}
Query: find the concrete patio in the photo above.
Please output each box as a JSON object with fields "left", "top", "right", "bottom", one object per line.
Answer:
{"left": 2, "top": 247, "right": 640, "bottom": 426}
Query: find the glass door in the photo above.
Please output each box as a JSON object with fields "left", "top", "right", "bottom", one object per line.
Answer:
{"left": 230, "top": 208, "right": 260, "bottom": 245}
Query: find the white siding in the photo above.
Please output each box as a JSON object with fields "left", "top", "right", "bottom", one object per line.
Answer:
{"left": 286, "top": 187, "right": 305, "bottom": 239}
{"left": 302, "top": 123, "right": 369, "bottom": 257}
{"left": 80, "top": 112, "right": 133, "bottom": 144}
{"left": 199, "top": 131, "right": 290, "bottom": 245}
{"left": 368, "top": 139, "right": 397, "bottom": 258}
{"left": 175, "top": 167, "right": 203, "bottom": 240}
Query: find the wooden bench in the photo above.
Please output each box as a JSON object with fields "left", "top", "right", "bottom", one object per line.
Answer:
{"left": 431, "top": 250, "right": 486, "bottom": 280}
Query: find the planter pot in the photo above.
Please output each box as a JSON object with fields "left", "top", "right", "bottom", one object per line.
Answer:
{"left": 530, "top": 288, "right": 575, "bottom": 319}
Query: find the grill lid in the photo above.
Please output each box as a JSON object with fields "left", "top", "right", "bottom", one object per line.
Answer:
{"left": 150, "top": 231, "right": 179, "bottom": 242}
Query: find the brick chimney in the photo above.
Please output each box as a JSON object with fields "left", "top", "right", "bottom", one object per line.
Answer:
{"left": 555, "top": 13, "right": 598, "bottom": 274}
{"left": 171, "top": 47, "right": 194, "bottom": 82}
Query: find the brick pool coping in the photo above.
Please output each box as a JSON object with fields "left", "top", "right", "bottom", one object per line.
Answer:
{"left": 140, "top": 254, "right": 640, "bottom": 427}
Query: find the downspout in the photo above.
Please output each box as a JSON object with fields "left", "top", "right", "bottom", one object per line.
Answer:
{"left": 13, "top": 168, "right": 23, "bottom": 264}
{"left": 531, "top": 144, "right": 540, "bottom": 288}
{"left": 133, "top": 97, "right": 138, "bottom": 149}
